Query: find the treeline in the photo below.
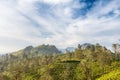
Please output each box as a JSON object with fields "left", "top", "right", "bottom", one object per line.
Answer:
{"left": 0, "top": 43, "right": 120, "bottom": 80}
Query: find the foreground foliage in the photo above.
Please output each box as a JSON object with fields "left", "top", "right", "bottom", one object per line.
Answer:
{"left": 97, "top": 68, "right": 120, "bottom": 80}
{"left": 0, "top": 43, "right": 120, "bottom": 80}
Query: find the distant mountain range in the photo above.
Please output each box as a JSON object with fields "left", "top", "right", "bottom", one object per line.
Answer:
{"left": 60, "top": 47, "right": 76, "bottom": 53}
{"left": 81, "top": 43, "right": 93, "bottom": 49}
{"left": 10, "top": 43, "right": 106, "bottom": 57}
{"left": 60, "top": 43, "right": 94, "bottom": 53}
{"left": 12, "top": 44, "right": 61, "bottom": 57}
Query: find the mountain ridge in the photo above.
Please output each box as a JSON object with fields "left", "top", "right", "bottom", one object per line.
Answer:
{"left": 12, "top": 44, "right": 61, "bottom": 57}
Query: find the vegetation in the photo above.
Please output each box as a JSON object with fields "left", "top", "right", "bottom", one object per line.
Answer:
{"left": 0, "top": 43, "right": 120, "bottom": 80}
{"left": 97, "top": 68, "right": 120, "bottom": 80}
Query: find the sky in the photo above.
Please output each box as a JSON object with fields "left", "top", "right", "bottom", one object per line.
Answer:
{"left": 0, "top": 0, "right": 120, "bottom": 53}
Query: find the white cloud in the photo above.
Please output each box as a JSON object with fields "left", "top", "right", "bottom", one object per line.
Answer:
{"left": 0, "top": 0, "right": 120, "bottom": 53}
{"left": 42, "top": 0, "right": 71, "bottom": 4}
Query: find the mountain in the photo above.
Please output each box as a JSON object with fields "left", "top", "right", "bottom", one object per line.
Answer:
{"left": 81, "top": 43, "right": 93, "bottom": 49}
{"left": 31, "top": 44, "right": 61, "bottom": 55}
{"left": 60, "top": 47, "right": 76, "bottom": 53}
{"left": 81, "top": 43, "right": 97, "bottom": 51}
{"left": 66, "top": 47, "right": 76, "bottom": 52}
{"left": 12, "top": 46, "right": 33, "bottom": 56}
{"left": 12, "top": 44, "right": 61, "bottom": 57}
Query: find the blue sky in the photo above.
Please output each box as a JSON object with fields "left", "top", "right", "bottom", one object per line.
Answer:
{"left": 0, "top": 0, "right": 120, "bottom": 53}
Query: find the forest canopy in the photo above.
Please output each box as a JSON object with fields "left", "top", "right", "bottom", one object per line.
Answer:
{"left": 0, "top": 43, "right": 120, "bottom": 80}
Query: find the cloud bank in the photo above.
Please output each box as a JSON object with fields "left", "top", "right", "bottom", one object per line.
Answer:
{"left": 0, "top": 0, "right": 120, "bottom": 53}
